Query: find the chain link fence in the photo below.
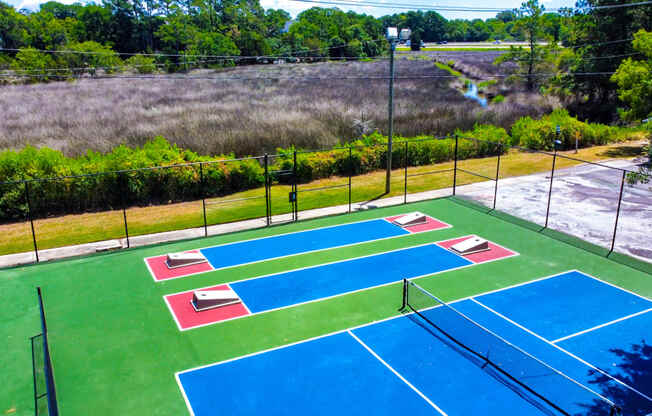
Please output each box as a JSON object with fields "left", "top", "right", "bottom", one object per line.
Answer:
{"left": 1, "top": 137, "right": 649, "bottom": 272}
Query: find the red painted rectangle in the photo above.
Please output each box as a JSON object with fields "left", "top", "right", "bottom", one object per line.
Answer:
{"left": 385, "top": 214, "right": 450, "bottom": 233}
{"left": 164, "top": 285, "right": 250, "bottom": 330}
{"left": 436, "top": 236, "right": 517, "bottom": 264}
{"left": 145, "top": 250, "right": 214, "bottom": 281}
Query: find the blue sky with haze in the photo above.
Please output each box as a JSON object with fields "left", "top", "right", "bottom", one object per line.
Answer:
{"left": 6, "top": 0, "right": 576, "bottom": 19}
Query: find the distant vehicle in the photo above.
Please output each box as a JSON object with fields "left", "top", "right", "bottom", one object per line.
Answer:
{"left": 492, "top": 40, "right": 501, "bottom": 44}
{"left": 405, "top": 40, "right": 411, "bottom": 46}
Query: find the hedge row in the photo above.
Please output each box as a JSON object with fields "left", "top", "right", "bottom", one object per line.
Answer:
{"left": 0, "top": 125, "right": 508, "bottom": 222}
{"left": 510, "top": 109, "right": 647, "bottom": 150}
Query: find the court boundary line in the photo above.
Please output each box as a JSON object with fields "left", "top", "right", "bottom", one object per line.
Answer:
{"left": 470, "top": 290, "right": 652, "bottom": 402}
{"left": 347, "top": 330, "right": 448, "bottom": 416}
{"left": 551, "top": 308, "right": 652, "bottom": 344}
{"left": 174, "top": 269, "right": 575, "bottom": 377}
{"left": 174, "top": 373, "right": 197, "bottom": 416}
{"left": 144, "top": 213, "right": 453, "bottom": 282}
{"left": 164, "top": 235, "right": 519, "bottom": 331}
{"left": 173, "top": 269, "right": 595, "bottom": 416}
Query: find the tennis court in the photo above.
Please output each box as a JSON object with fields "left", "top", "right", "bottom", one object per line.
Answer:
{"left": 177, "top": 270, "right": 652, "bottom": 416}
{"left": 3, "top": 198, "right": 651, "bottom": 416}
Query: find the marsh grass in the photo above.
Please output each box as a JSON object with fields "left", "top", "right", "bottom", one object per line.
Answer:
{"left": 1, "top": 56, "right": 553, "bottom": 157}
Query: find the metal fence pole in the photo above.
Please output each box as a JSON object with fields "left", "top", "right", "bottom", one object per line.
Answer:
{"left": 264, "top": 154, "right": 270, "bottom": 226}
{"left": 293, "top": 150, "right": 298, "bottom": 221}
{"left": 544, "top": 151, "right": 558, "bottom": 229}
{"left": 492, "top": 148, "right": 502, "bottom": 210}
{"left": 348, "top": 147, "right": 352, "bottom": 213}
{"left": 453, "top": 135, "right": 459, "bottom": 196}
{"left": 609, "top": 170, "right": 627, "bottom": 255}
{"left": 120, "top": 172, "right": 130, "bottom": 248}
{"left": 24, "top": 181, "right": 39, "bottom": 263}
{"left": 403, "top": 141, "right": 408, "bottom": 204}
{"left": 199, "top": 163, "right": 208, "bottom": 237}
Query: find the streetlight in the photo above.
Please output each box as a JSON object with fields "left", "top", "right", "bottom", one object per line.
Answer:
{"left": 385, "top": 27, "right": 399, "bottom": 193}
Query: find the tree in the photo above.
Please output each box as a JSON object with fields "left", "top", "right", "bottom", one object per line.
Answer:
{"left": 611, "top": 30, "right": 652, "bottom": 122}
{"left": 10, "top": 47, "right": 57, "bottom": 82}
{"left": 410, "top": 30, "right": 421, "bottom": 51}
{"left": 495, "top": 0, "right": 549, "bottom": 91}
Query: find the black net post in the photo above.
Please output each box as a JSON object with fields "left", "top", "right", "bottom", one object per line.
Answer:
{"left": 403, "top": 141, "right": 408, "bottom": 204}
{"left": 36, "top": 287, "right": 58, "bottom": 416}
{"left": 264, "top": 154, "right": 270, "bottom": 226}
{"left": 24, "top": 181, "right": 39, "bottom": 263}
{"left": 492, "top": 147, "right": 502, "bottom": 211}
{"left": 453, "top": 135, "right": 459, "bottom": 195}
{"left": 119, "top": 172, "right": 130, "bottom": 248}
{"left": 348, "top": 147, "right": 352, "bottom": 214}
{"left": 608, "top": 170, "right": 627, "bottom": 256}
{"left": 400, "top": 278, "right": 408, "bottom": 311}
{"left": 544, "top": 150, "right": 558, "bottom": 229}
{"left": 199, "top": 162, "right": 208, "bottom": 237}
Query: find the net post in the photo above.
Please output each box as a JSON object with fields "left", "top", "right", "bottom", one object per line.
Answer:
{"left": 544, "top": 150, "right": 557, "bottom": 229}
{"left": 400, "top": 278, "right": 408, "bottom": 311}
{"left": 403, "top": 141, "right": 408, "bottom": 204}
{"left": 37, "top": 287, "right": 59, "bottom": 416}
{"left": 608, "top": 170, "right": 626, "bottom": 256}
{"left": 24, "top": 181, "right": 39, "bottom": 263}
{"left": 453, "top": 134, "right": 459, "bottom": 196}
{"left": 200, "top": 162, "right": 208, "bottom": 237}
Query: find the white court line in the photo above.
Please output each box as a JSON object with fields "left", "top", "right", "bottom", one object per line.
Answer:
{"left": 348, "top": 330, "right": 448, "bottom": 416}
{"left": 164, "top": 234, "right": 520, "bottom": 331}
{"left": 552, "top": 308, "right": 652, "bottom": 344}
{"left": 470, "top": 297, "right": 652, "bottom": 403}
{"left": 174, "top": 373, "right": 197, "bottom": 416}
{"left": 175, "top": 269, "right": 575, "bottom": 374}
{"left": 145, "top": 213, "right": 452, "bottom": 282}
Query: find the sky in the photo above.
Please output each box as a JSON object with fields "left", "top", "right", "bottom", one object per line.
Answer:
{"left": 7, "top": 0, "right": 576, "bottom": 19}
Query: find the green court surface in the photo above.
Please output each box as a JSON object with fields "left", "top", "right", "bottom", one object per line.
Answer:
{"left": 1, "top": 197, "right": 650, "bottom": 416}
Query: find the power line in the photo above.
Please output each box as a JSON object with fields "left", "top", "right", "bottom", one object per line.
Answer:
{"left": 289, "top": 0, "right": 652, "bottom": 13}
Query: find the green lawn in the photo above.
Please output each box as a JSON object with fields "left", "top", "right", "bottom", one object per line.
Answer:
{"left": 1, "top": 197, "right": 650, "bottom": 416}
{"left": 0, "top": 141, "right": 644, "bottom": 256}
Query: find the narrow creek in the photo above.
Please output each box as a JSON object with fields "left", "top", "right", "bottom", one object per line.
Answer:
{"left": 463, "top": 82, "right": 488, "bottom": 107}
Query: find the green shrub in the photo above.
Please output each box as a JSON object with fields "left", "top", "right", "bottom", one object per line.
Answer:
{"left": 125, "top": 55, "right": 157, "bottom": 74}
{"left": 491, "top": 94, "right": 505, "bottom": 104}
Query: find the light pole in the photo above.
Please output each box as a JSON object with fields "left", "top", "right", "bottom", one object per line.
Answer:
{"left": 385, "top": 27, "right": 409, "bottom": 193}
{"left": 385, "top": 27, "right": 398, "bottom": 193}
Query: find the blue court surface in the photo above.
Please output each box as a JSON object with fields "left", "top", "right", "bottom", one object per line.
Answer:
{"left": 199, "top": 218, "right": 412, "bottom": 270}
{"left": 206, "top": 243, "right": 473, "bottom": 315}
{"left": 177, "top": 271, "right": 652, "bottom": 416}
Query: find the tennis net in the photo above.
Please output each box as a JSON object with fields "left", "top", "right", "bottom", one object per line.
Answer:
{"left": 401, "top": 279, "right": 621, "bottom": 416}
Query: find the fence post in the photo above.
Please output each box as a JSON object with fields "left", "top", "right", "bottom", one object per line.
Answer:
{"left": 24, "top": 181, "right": 39, "bottom": 263}
{"left": 348, "top": 147, "right": 352, "bottom": 214}
{"left": 453, "top": 135, "right": 459, "bottom": 196}
{"left": 609, "top": 170, "right": 627, "bottom": 255}
{"left": 264, "top": 154, "right": 270, "bottom": 226}
{"left": 293, "top": 150, "right": 298, "bottom": 221}
{"left": 492, "top": 147, "right": 502, "bottom": 211}
{"left": 544, "top": 151, "right": 558, "bottom": 229}
{"left": 404, "top": 141, "right": 408, "bottom": 204}
{"left": 120, "top": 172, "right": 130, "bottom": 248}
{"left": 200, "top": 163, "right": 208, "bottom": 237}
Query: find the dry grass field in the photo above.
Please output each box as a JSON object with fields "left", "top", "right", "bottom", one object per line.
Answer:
{"left": 0, "top": 53, "right": 555, "bottom": 157}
